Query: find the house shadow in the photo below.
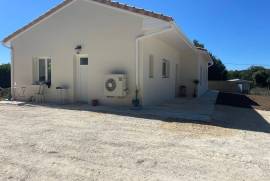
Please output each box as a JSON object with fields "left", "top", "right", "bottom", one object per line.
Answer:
{"left": 19, "top": 93, "right": 270, "bottom": 134}
{"left": 213, "top": 92, "right": 270, "bottom": 134}
{"left": 216, "top": 92, "right": 260, "bottom": 108}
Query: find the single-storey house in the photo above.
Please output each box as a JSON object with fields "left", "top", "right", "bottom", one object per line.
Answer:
{"left": 2, "top": 0, "right": 213, "bottom": 106}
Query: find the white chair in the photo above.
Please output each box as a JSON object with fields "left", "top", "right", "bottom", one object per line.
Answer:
{"left": 14, "top": 86, "right": 27, "bottom": 101}
{"left": 33, "top": 84, "right": 45, "bottom": 103}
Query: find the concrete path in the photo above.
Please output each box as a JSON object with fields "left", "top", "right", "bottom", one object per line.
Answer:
{"left": 87, "top": 90, "right": 219, "bottom": 122}
{"left": 159, "top": 90, "right": 219, "bottom": 121}
{"left": 0, "top": 91, "right": 218, "bottom": 123}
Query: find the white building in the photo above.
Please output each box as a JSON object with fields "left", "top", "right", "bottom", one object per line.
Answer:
{"left": 2, "top": 0, "right": 212, "bottom": 106}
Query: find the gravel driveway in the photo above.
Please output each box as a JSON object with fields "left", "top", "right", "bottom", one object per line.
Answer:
{"left": 0, "top": 103, "right": 270, "bottom": 181}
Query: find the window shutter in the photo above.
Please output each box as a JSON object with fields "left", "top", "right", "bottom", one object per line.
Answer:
{"left": 32, "top": 57, "right": 38, "bottom": 84}
{"left": 167, "top": 61, "right": 170, "bottom": 78}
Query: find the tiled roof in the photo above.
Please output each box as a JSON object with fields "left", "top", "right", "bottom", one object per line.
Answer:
{"left": 3, "top": 0, "right": 173, "bottom": 43}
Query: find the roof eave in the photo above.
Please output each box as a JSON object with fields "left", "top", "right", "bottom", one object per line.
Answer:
{"left": 2, "top": 0, "right": 174, "bottom": 44}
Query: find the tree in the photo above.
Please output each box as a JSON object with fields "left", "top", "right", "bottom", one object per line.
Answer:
{"left": 252, "top": 70, "right": 269, "bottom": 87}
{"left": 227, "top": 70, "right": 241, "bottom": 80}
{"left": 193, "top": 40, "right": 205, "bottom": 49}
{"left": 227, "top": 66, "right": 270, "bottom": 83}
{"left": 267, "top": 77, "right": 270, "bottom": 90}
{"left": 208, "top": 54, "right": 228, "bottom": 80}
{"left": 0, "top": 63, "right": 11, "bottom": 88}
{"left": 243, "top": 66, "right": 266, "bottom": 81}
{"left": 193, "top": 40, "right": 228, "bottom": 80}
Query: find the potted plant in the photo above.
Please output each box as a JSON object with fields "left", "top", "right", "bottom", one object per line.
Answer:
{"left": 193, "top": 79, "right": 199, "bottom": 97}
{"left": 92, "top": 99, "right": 99, "bottom": 106}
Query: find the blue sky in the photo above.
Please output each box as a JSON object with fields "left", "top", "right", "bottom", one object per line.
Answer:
{"left": 1, "top": 0, "right": 270, "bottom": 70}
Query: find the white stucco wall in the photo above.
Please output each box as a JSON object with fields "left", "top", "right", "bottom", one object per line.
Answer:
{"left": 11, "top": 0, "right": 143, "bottom": 105}
{"left": 9, "top": 0, "right": 209, "bottom": 106}
{"left": 140, "top": 37, "right": 181, "bottom": 105}
{"left": 197, "top": 53, "right": 210, "bottom": 96}
{"left": 178, "top": 50, "right": 199, "bottom": 97}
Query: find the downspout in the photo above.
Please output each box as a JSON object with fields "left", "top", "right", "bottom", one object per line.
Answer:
{"left": 135, "top": 25, "right": 173, "bottom": 104}
{"left": 208, "top": 60, "right": 214, "bottom": 68}
{"left": 1, "top": 41, "right": 14, "bottom": 99}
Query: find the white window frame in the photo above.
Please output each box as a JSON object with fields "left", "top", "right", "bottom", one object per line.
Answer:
{"left": 33, "top": 57, "right": 52, "bottom": 84}
{"left": 162, "top": 59, "right": 170, "bottom": 78}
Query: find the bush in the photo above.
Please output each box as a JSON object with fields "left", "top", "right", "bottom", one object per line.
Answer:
{"left": 0, "top": 64, "right": 11, "bottom": 88}
{"left": 0, "top": 88, "right": 11, "bottom": 100}
{"left": 252, "top": 70, "right": 269, "bottom": 87}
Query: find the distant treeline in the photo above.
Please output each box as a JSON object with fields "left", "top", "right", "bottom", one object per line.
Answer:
{"left": 0, "top": 63, "right": 11, "bottom": 88}
{"left": 193, "top": 40, "right": 270, "bottom": 88}
{"left": 228, "top": 66, "right": 270, "bottom": 87}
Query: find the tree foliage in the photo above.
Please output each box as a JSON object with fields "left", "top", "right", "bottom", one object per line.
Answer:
{"left": 208, "top": 54, "right": 228, "bottom": 80}
{"left": 192, "top": 40, "right": 270, "bottom": 86}
{"left": 252, "top": 70, "right": 269, "bottom": 87}
{"left": 193, "top": 40, "right": 205, "bottom": 49}
{"left": 193, "top": 40, "right": 228, "bottom": 80}
{"left": 228, "top": 66, "right": 270, "bottom": 87}
{"left": 0, "top": 63, "right": 11, "bottom": 88}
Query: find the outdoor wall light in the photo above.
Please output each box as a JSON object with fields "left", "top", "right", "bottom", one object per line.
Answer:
{"left": 75, "top": 45, "right": 82, "bottom": 54}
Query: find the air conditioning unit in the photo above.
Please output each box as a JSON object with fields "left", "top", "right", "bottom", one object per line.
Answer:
{"left": 104, "top": 74, "right": 128, "bottom": 97}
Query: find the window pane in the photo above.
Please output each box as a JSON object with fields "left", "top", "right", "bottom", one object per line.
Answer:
{"left": 162, "top": 59, "right": 170, "bottom": 78}
{"left": 47, "top": 59, "right": 51, "bottom": 82}
{"left": 80, "top": 58, "right": 88, "bottom": 65}
{"left": 162, "top": 62, "right": 166, "bottom": 77}
{"left": 39, "top": 59, "right": 46, "bottom": 82}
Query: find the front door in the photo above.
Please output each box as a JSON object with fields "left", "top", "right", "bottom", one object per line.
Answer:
{"left": 76, "top": 55, "right": 89, "bottom": 102}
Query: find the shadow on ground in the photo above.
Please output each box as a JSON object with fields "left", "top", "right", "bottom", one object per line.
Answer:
{"left": 214, "top": 92, "right": 270, "bottom": 133}
{"left": 14, "top": 98, "right": 270, "bottom": 134}
{"left": 216, "top": 92, "right": 259, "bottom": 108}
{"left": 212, "top": 105, "right": 270, "bottom": 134}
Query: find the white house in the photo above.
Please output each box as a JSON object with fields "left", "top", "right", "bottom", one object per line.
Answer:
{"left": 2, "top": 0, "right": 212, "bottom": 106}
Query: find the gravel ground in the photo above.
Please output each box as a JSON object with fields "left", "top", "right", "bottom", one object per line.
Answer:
{"left": 0, "top": 103, "right": 270, "bottom": 181}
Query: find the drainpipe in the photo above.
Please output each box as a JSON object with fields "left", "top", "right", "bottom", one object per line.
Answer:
{"left": 135, "top": 25, "right": 173, "bottom": 102}
{"left": 1, "top": 41, "right": 14, "bottom": 99}
{"left": 208, "top": 60, "right": 214, "bottom": 68}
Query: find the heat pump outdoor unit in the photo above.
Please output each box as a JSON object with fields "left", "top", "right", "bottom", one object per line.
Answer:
{"left": 104, "top": 74, "right": 128, "bottom": 97}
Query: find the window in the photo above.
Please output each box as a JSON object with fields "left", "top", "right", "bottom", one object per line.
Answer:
{"left": 47, "top": 59, "right": 51, "bottom": 82}
{"left": 149, "top": 55, "right": 154, "bottom": 78}
{"left": 200, "top": 66, "right": 203, "bottom": 85}
{"left": 80, "top": 57, "right": 88, "bottom": 65}
{"left": 33, "top": 57, "right": 52, "bottom": 84}
{"left": 162, "top": 59, "right": 170, "bottom": 78}
{"left": 39, "top": 59, "right": 46, "bottom": 82}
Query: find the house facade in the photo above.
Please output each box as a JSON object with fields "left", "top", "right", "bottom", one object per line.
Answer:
{"left": 2, "top": 0, "right": 212, "bottom": 106}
